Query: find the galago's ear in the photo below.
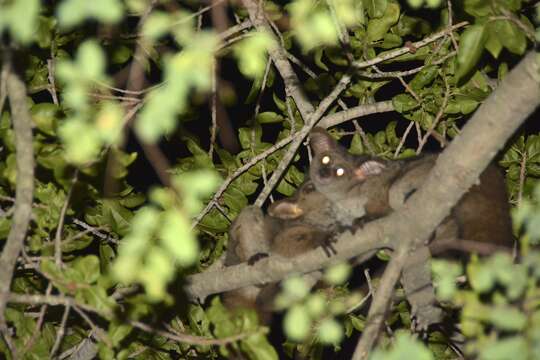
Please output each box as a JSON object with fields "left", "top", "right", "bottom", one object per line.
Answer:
{"left": 268, "top": 200, "right": 304, "bottom": 219}
{"left": 353, "top": 159, "right": 386, "bottom": 180}
{"left": 309, "top": 127, "right": 338, "bottom": 155}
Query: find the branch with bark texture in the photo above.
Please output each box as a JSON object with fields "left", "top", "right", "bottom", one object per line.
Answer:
{"left": 0, "top": 53, "right": 36, "bottom": 357}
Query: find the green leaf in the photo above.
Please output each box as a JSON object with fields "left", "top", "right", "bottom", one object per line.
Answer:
{"left": 256, "top": 112, "right": 285, "bottom": 124}
{"left": 334, "top": 0, "right": 364, "bottom": 26}
{"left": 233, "top": 31, "right": 273, "bottom": 79}
{"left": 410, "top": 65, "right": 438, "bottom": 90}
{"left": 349, "top": 133, "right": 365, "bottom": 155}
{"left": 59, "top": 117, "right": 102, "bottom": 164}
{"left": 31, "top": 103, "right": 58, "bottom": 136}
{"left": 317, "top": 318, "right": 343, "bottom": 345}
{"left": 324, "top": 262, "right": 351, "bottom": 285}
{"left": 392, "top": 94, "right": 418, "bottom": 113}
{"left": 496, "top": 19, "right": 527, "bottom": 55}
{"left": 367, "top": 2, "right": 400, "bottom": 42}
{"left": 284, "top": 305, "right": 311, "bottom": 341}
{"left": 288, "top": 1, "right": 339, "bottom": 50}
{"left": 109, "top": 323, "right": 133, "bottom": 347}
{"left": 102, "top": 199, "right": 133, "bottom": 236}
{"left": 432, "top": 260, "right": 462, "bottom": 301}
{"left": 456, "top": 25, "right": 487, "bottom": 82}
{"left": 77, "top": 286, "right": 115, "bottom": 314}
{"left": 479, "top": 336, "right": 528, "bottom": 360}
{"left": 467, "top": 260, "right": 495, "bottom": 293}
{"left": 363, "top": 0, "right": 387, "bottom": 18}
{"left": 371, "top": 331, "right": 433, "bottom": 360}
{"left": 79, "top": 40, "right": 107, "bottom": 79}
{"left": 72, "top": 255, "right": 100, "bottom": 284}
{"left": 159, "top": 209, "right": 199, "bottom": 266}
{"left": 172, "top": 169, "right": 220, "bottom": 215}
{"left": 305, "top": 293, "right": 326, "bottom": 317}
{"left": 142, "top": 11, "right": 172, "bottom": 40}
{"left": 485, "top": 22, "right": 504, "bottom": 58}
{"left": 314, "top": 48, "right": 329, "bottom": 71}
{"left": 464, "top": 0, "right": 493, "bottom": 17}
{"left": 349, "top": 314, "right": 366, "bottom": 331}
{"left": 57, "top": 0, "right": 124, "bottom": 28}
{"left": 385, "top": 121, "right": 399, "bottom": 147}
{"left": 380, "top": 33, "right": 403, "bottom": 48}
{"left": 95, "top": 101, "right": 124, "bottom": 144}
{"left": 393, "top": 15, "right": 431, "bottom": 37}
{"left": 282, "top": 276, "right": 310, "bottom": 302}
{"left": 136, "top": 85, "right": 183, "bottom": 143}
{"left": 241, "top": 333, "right": 279, "bottom": 360}
{"left": 140, "top": 246, "right": 175, "bottom": 300}
{"left": 0, "top": 0, "right": 41, "bottom": 44}
{"left": 445, "top": 95, "right": 479, "bottom": 115}
{"left": 488, "top": 306, "right": 527, "bottom": 331}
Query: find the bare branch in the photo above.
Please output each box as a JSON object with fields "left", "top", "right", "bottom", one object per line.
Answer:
{"left": 0, "top": 53, "right": 35, "bottom": 357}
{"left": 55, "top": 172, "right": 78, "bottom": 267}
{"left": 240, "top": 0, "right": 315, "bottom": 119}
{"left": 352, "top": 22, "right": 468, "bottom": 70}
{"left": 318, "top": 101, "right": 394, "bottom": 129}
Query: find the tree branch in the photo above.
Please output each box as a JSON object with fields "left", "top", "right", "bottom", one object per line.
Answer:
{"left": 352, "top": 22, "right": 468, "bottom": 70}
{"left": 318, "top": 101, "right": 394, "bottom": 129}
{"left": 0, "top": 53, "right": 36, "bottom": 356}
{"left": 240, "top": 0, "right": 314, "bottom": 119}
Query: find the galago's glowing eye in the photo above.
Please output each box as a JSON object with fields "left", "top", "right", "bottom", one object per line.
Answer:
{"left": 322, "top": 155, "right": 330, "bottom": 165}
{"left": 336, "top": 167, "right": 345, "bottom": 177}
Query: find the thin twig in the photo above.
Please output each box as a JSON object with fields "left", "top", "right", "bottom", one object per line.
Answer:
{"left": 317, "top": 101, "right": 394, "bottom": 129}
{"left": 393, "top": 122, "right": 414, "bottom": 158}
{"left": 88, "top": 92, "right": 142, "bottom": 103}
{"left": 169, "top": 0, "right": 227, "bottom": 27}
{"left": 50, "top": 304, "right": 71, "bottom": 358}
{"left": 72, "top": 219, "right": 113, "bottom": 241}
{"left": 253, "top": 59, "right": 274, "bottom": 202}
{"left": 447, "top": 0, "right": 459, "bottom": 51}
{"left": 55, "top": 171, "right": 78, "bottom": 267}
{"left": 416, "top": 74, "right": 450, "bottom": 154}
{"left": 0, "top": 59, "right": 7, "bottom": 113}
{"left": 517, "top": 151, "right": 527, "bottom": 207}
{"left": 191, "top": 133, "right": 294, "bottom": 228}
{"left": 209, "top": 60, "right": 218, "bottom": 157}
{"left": 93, "top": 79, "right": 163, "bottom": 95}
{"left": 492, "top": 11, "right": 536, "bottom": 42}
{"left": 241, "top": 0, "right": 315, "bottom": 118}
{"left": 352, "top": 22, "right": 468, "bottom": 70}
{"left": 130, "top": 320, "right": 256, "bottom": 346}
{"left": 254, "top": 72, "right": 353, "bottom": 206}
{"left": 47, "top": 40, "right": 59, "bottom": 105}
{"left": 286, "top": 52, "right": 317, "bottom": 78}
{"left": 218, "top": 20, "right": 252, "bottom": 41}
{"left": 337, "top": 98, "right": 376, "bottom": 155}
{"left": 72, "top": 305, "right": 112, "bottom": 348}
{"left": 21, "top": 283, "right": 53, "bottom": 353}
{"left": 358, "top": 51, "right": 456, "bottom": 79}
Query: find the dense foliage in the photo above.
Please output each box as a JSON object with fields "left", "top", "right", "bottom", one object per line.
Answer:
{"left": 0, "top": 0, "right": 538, "bottom": 359}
